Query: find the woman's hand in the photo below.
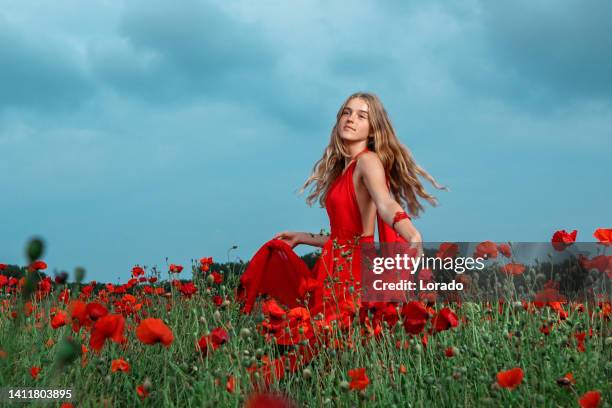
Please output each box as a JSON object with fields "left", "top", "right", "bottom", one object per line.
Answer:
{"left": 273, "top": 231, "right": 303, "bottom": 248}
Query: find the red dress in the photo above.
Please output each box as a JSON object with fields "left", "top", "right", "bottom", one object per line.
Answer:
{"left": 237, "top": 148, "right": 407, "bottom": 384}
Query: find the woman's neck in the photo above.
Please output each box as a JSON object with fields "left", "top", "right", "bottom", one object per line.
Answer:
{"left": 345, "top": 142, "right": 368, "bottom": 162}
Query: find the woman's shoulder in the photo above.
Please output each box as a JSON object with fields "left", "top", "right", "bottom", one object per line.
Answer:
{"left": 355, "top": 151, "right": 385, "bottom": 176}
{"left": 356, "top": 151, "right": 383, "bottom": 168}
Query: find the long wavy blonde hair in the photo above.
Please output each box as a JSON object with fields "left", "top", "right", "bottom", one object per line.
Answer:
{"left": 300, "top": 92, "right": 444, "bottom": 217}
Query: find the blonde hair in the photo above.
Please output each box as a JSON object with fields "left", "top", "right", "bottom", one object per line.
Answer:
{"left": 300, "top": 92, "right": 444, "bottom": 217}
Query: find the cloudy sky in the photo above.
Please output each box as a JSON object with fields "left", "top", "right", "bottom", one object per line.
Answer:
{"left": 1, "top": 0, "right": 610, "bottom": 283}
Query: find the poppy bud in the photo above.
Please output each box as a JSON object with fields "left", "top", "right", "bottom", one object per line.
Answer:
{"left": 54, "top": 272, "right": 69, "bottom": 285}
{"left": 302, "top": 368, "right": 312, "bottom": 380}
{"left": 143, "top": 378, "right": 152, "bottom": 392}
{"left": 26, "top": 237, "right": 44, "bottom": 263}
{"left": 339, "top": 380, "right": 349, "bottom": 391}
{"left": 213, "top": 311, "right": 221, "bottom": 321}
{"left": 206, "top": 275, "right": 215, "bottom": 285}
{"left": 240, "top": 328, "right": 252, "bottom": 338}
{"left": 55, "top": 337, "right": 81, "bottom": 368}
{"left": 255, "top": 348, "right": 264, "bottom": 359}
{"left": 605, "top": 337, "right": 612, "bottom": 347}
{"left": 556, "top": 377, "right": 571, "bottom": 387}
{"left": 74, "top": 267, "right": 86, "bottom": 284}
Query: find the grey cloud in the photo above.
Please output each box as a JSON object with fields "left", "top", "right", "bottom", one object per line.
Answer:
{"left": 455, "top": 1, "right": 612, "bottom": 108}
{"left": 0, "top": 18, "right": 95, "bottom": 112}
{"left": 92, "top": 1, "right": 275, "bottom": 103}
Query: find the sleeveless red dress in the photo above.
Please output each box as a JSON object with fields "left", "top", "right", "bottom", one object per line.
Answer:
{"left": 237, "top": 148, "right": 408, "bottom": 384}
{"left": 238, "top": 148, "right": 406, "bottom": 313}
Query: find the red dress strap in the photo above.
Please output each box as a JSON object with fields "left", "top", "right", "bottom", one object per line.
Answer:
{"left": 351, "top": 147, "right": 369, "bottom": 162}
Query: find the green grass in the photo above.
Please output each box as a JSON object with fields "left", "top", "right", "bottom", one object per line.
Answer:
{"left": 0, "top": 266, "right": 610, "bottom": 407}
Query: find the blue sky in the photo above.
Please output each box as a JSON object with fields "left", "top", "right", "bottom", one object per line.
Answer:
{"left": 1, "top": 0, "right": 610, "bottom": 283}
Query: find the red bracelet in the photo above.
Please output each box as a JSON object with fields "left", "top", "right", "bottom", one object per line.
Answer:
{"left": 392, "top": 211, "right": 410, "bottom": 229}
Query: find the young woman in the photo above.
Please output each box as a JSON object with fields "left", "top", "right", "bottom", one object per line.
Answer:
{"left": 237, "top": 92, "right": 443, "bottom": 383}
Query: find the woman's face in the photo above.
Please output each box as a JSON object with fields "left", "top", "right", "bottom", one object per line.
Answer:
{"left": 338, "top": 98, "right": 371, "bottom": 143}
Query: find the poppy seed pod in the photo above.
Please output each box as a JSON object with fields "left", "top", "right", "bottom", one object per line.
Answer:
{"left": 26, "top": 237, "right": 44, "bottom": 263}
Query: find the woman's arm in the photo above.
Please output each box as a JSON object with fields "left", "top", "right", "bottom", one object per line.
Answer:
{"left": 358, "top": 153, "right": 423, "bottom": 247}
{"left": 273, "top": 231, "right": 329, "bottom": 248}
{"left": 298, "top": 232, "right": 329, "bottom": 248}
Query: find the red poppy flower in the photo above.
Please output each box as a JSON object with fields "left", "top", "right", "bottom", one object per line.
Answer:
{"left": 580, "top": 255, "right": 612, "bottom": 278}
{"left": 30, "top": 366, "right": 41, "bottom": 379}
{"left": 245, "top": 393, "right": 296, "bottom": 408}
{"left": 178, "top": 281, "right": 197, "bottom": 298}
{"left": 30, "top": 260, "right": 47, "bottom": 271}
{"left": 496, "top": 367, "right": 524, "bottom": 390}
{"left": 579, "top": 391, "right": 601, "bottom": 408}
{"left": 539, "top": 323, "right": 553, "bottom": 335}
{"left": 574, "top": 331, "right": 586, "bottom": 352}
{"left": 131, "top": 266, "right": 145, "bottom": 277}
{"left": 432, "top": 308, "right": 458, "bottom": 332}
{"left": 593, "top": 228, "right": 612, "bottom": 246}
{"left": 198, "top": 327, "right": 229, "bottom": 354}
{"left": 86, "top": 302, "right": 108, "bottom": 321}
{"left": 136, "top": 385, "right": 149, "bottom": 400}
{"left": 0, "top": 274, "right": 7, "bottom": 288}
{"left": 501, "top": 263, "right": 525, "bottom": 276}
{"left": 474, "top": 241, "right": 498, "bottom": 259}
{"left": 551, "top": 229, "right": 577, "bottom": 251}
{"left": 225, "top": 375, "right": 235, "bottom": 393}
{"left": 111, "top": 358, "right": 130, "bottom": 373}
{"left": 436, "top": 242, "right": 459, "bottom": 259}
{"left": 69, "top": 300, "right": 90, "bottom": 331}
{"left": 401, "top": 301, "right": 430, "bottom": 334}
{"left": 90, "top": 314, "right": 126, "bottom": 352}
{"left": 0, "top": 263, "right": 7, "bottom": 270}
{"left": 136, "top": 318, "right": 174, "bottom": 347}
{"left": 200, "top": 257, "right": 213, "bottom": 272}
{"left": 444, "top": 346, "right": 457, "bottom": 357}
{"left": 348, "top": 367, "right": 370, "bottom": 390}
{"left": 51, "top": 310, "right": 68, "bottom": 329}
{"left": 262, "top": 299, "right": 287, "bottom": 319}
{"left": 169, "top": 264, "right": 183, "bottom": 273}
{"left": 211, "top": 271, "right": 223, "bottom": 284}
{"left": 497, "top": 243, "right": 512, "bottom": 258}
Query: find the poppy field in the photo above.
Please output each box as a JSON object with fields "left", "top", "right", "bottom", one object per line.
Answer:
{"left": 0, "top": 229, "right": 610, "bottom": 407}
